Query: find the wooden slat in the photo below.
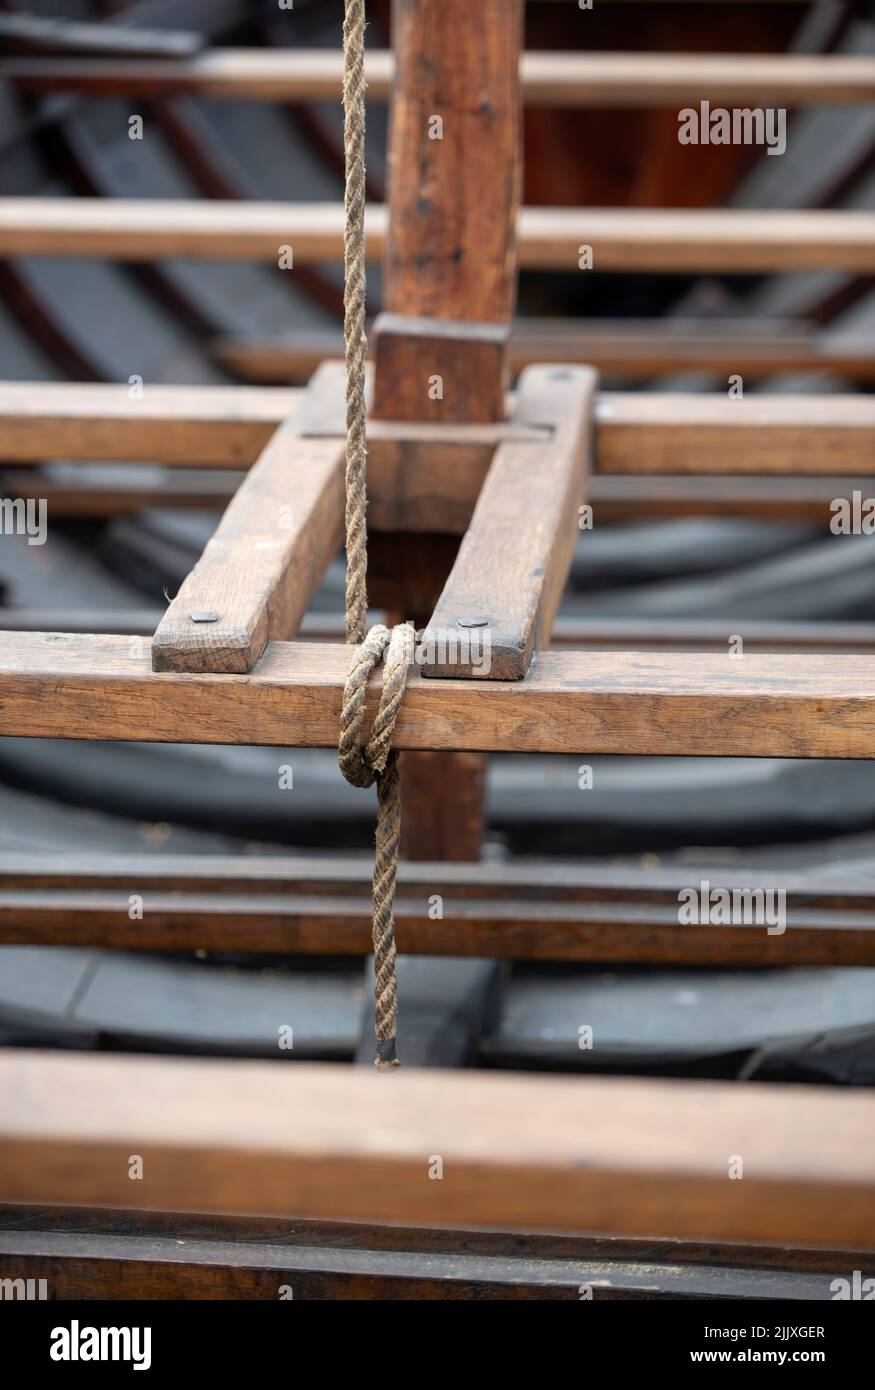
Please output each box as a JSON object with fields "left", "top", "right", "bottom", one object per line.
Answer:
{"left": 1, "top": 1051, "right": 873, "bottom": 1246}
{"left": 6, "top": 634, "right": 875, "bottom": 757}
{"left": 1, "top": 385, "right": 870, "bottom": 486}
{"left": 1, "top": 889, "right": 872, "bottom": 965}
{"left": 151, "top": 368, "right": 344, "bottom": 673}
{"left": 425, "top": 366, "right": 596, "bottom": 678}
{"left": 1, "top": 201, "right": 873, "bottom": 272}
{"left": 0, "top": 382, "right": 302, "bottom": 464}
{"left": 3, "top": 49, "right": 874, "bottom": 106}
{"left": 217, "top": 320, "right": 875, "bottom": 385}
{"left": 596, "top": 392, "right": 875, "bottom": 476}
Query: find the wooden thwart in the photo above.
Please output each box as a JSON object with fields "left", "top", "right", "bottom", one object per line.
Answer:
{"left": 1, "top": 1051, "right": 873, "bottom": 1247}
{"left": 1, "top": 384, "right": 871, "bottom": 487}
{"left": 1, "top": 201, "right": 874, "bottom": 272}
{"left": 2, "top": 49, "right": 874, "bottom": 106}
{"left": 7, "top": 635, "right": 875, "bottom": 757}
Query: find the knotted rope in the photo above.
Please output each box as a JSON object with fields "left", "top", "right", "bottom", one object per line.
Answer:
{"left": 340, "top": 0, "right": 410, "bottom": 1070}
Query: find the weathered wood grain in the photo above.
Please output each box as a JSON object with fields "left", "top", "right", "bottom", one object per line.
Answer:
{"left": 425, "top": 366, "right": 596, "bottom": 678}
{"left": 152, "top": 368, "right": 344, "bottom": 673}
{"left": 5, "top": 635, "right": 875, "bottom": 757}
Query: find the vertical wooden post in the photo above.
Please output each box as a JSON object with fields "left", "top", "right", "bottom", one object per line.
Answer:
{"left": 370, "top": 0, "right": 524, "bottom": 861}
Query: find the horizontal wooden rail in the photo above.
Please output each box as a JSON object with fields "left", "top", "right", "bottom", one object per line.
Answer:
{"left": 1, "top": 201, "right": 874, "bottom": 272}
{"left": 216, "top": 319, "right": 875, "bottom": 385}
{"left": 1, "top": 1051, "right": 873, "bottom": 1246}
{"left": 1, "top": 383, "right": 872, "bottom": 481}
{"left": 2, "top": 49, "right": 873, "bottom": 105}
{"left": 1, "top": 850, "right": 873, "bottom": 963}
{"left": 4, "top": 634, "right": 875, "bottom": 756}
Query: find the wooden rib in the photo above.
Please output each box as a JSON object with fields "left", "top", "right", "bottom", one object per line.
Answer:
{"left": 6, "top": 635, "right": 875, "bottom": 757}
{"left": 1, "top": 1051, "right": 873, "bottom": 1246}
{"left": 425, "top": 365, "right": 596, "bottom": 679}
{"left": 1, "top": 385, "right": 871, "bottom": 488}
{"left": 217, "top": 320, "right": 875, "bottom": 385}
{"left": 1, "top": 201, "right": 874, "bottom": 272}
{"left": 3, "top": 50, "right": 874, "bottom": 106}
{"left": 151, "top": 370, "right": 344, "bottom": 673}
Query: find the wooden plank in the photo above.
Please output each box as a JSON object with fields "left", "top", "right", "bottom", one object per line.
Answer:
{"left": 3, "top": 50, "right": 874, "bottom": 106}
{"left": 425, "top": 366, "right": 596, "bottom": 679}
{"left": 1, "top": 200, "right": 873, "bottom": 272}
{"left": 1, "top": 1206, "right": 867, "bottom": 1301}
{"left": 1, "top": 888, "right": 873, "bottom": 965}
{"left": 151, "top": 368, "right": 344, "bottom": 673}
{"left": 1, "top": 1051, "right": 873, "bottom": 1245}
{"left": 216, "top": 319, "right": 875, "bottom": 385}
{"left": 596, "top": 393, "right": 875, "bottom": 476}
{"left": 6, "top": 634, "right": 875, "bottom": 757}
{"left": 0, "top": 381, "right": 302, "bottom": 465}
{"left": 1, "top": 385, "right": 870, "bottom": 486}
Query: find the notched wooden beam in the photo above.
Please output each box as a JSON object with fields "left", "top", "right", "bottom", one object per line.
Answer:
{"left": 151, "top": 368, "right": 344, "bottom": 674}
{"left": 424, "top": 365, "right": 597, "bottom": 679}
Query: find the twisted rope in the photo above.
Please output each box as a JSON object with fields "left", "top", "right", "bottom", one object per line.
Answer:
{"left": 342, "top": 0, "right": 369, "bottom": 648}
{"left": 340, "top": 0, "right": 409, "bottom": 1070}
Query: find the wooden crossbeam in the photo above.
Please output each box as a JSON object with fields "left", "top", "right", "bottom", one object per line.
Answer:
{"left": 151, "top": 367, "right": 344, "bottom": 673}
{"left": 1, "top": 1051, "right": 873, "bottom": 1246}
{"left": 2, "top": 49, "right": 873, "bottom": 105}
{"left": 0, "top": 861, "right": 868, "bottom": 961}
{"left": 425, "top": 365, "right": 596, "bottom": 679}
{"left": 2, "top": 384, "right": 870, "bottom": 484}
{"left": 1, "top": 201, "right": 873, "bottom": 271}
{"left": 216, "top": 320, "right": 875, "bottom": 385}
{"left": 5, "top": 634, "right": 875, "bottom": 757}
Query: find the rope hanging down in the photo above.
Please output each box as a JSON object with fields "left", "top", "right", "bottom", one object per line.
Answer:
{"left": 340, "top": 0, "right": 410, "bottom": 1070}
